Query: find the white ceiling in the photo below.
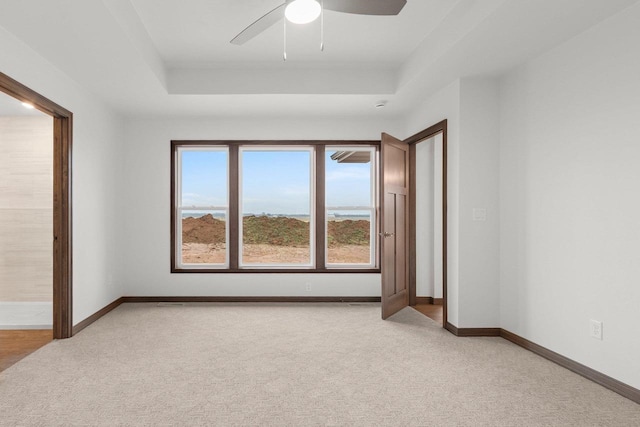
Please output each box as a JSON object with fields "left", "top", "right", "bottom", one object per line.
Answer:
{"left": 0, "top": 91, "right": 49, "bottom": 117}
{"left": 0, "top": 0, "right": 636, "bottom": 118}
{"left": 130, "top": 0, "right": 455, "bottom": 65}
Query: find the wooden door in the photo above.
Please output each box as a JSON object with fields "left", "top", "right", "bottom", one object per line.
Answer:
{"left": 380, "top": 133, "right": 409, "bottom": 319}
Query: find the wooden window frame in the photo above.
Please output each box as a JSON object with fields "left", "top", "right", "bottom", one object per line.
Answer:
{"left": 171, "top": 140, "right": 381, "bottom": 274}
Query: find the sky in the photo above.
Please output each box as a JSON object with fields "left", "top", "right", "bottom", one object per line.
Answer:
{"left": 180, "top": 148, "right": 372, "bottom": 215}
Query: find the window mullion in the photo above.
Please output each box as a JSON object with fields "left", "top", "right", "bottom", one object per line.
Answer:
{"left": 229, "top": 145, "right": 240, "bottom": 270}
{"left": 315, "top": 145, "right": 325, "bottom": 270}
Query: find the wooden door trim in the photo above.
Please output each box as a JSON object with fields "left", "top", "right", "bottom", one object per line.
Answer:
{"left": 0, "top": 72, "right": 73, "bottom": 339}
{"left": 404, "top": 120, "right": 448, "bottom": 328}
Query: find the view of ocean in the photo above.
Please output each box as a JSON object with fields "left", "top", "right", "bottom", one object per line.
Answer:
{"left": 180, "top": 213, "right": 369, "bottom": 221}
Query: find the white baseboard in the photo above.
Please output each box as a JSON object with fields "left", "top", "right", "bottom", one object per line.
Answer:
{"left": 0, "top": 301, "right": 52, "bottom": 329}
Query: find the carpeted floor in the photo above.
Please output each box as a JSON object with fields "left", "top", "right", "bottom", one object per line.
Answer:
{"left": 0, "top": 303, "right": 638, "bottom": 426}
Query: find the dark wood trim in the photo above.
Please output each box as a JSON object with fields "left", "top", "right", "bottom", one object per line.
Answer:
{"left": 172, "top": 140, "right": 380, "bottom": 147}
{"left": 415, "top": 296, "right": 433, "bottom": 304}
{"left": 458, "top": 328, "right": 501, "bottom": 337}
{"left": 414, "top": 296, "right": 443, "bottom": 305}
{"left": 442, "top": 123, "right": 448, "bottom": 328}
{"left": 228, "top": 146, "right": 240, "bottom": 270}
{"left": 501, "top": 329, "right": 640, "bottom": 405}
{"left": 444, "top": 322, "right": 501, "bottom": 337}
{"left": 0, "top": 73, "right": 72, "bottom": 117}
{"left": 171, "top": 268, "right": 381, "bottom": 274}
{"left": 315, "top": 145, "right": 326, "bottom": 270}
{"left": 404, "top": 120, "right": 447, "bottom": 146}
{"left": 411, "top": 297, "right": 433, "bottom": 305}
{"left": 170, "top": 142, "right": 177, "bottom": 271}
{"left": 71, "top": 298, "right": 124, "bottom": 335}
{"left": 375, "top": 144, "right": 381, "bottom": 269}
{"left": 408, "top": 143, "right": 417, "bottom": 306}
{"left": 171, "top": 141, "right": 380, "bottom": 273}
{"left": 53, "top": 116, "right": 73, "bottom": 339}
{"left": 122, "top": 296, "right": 381, "bottom": 303}
{"left": 442, "top": 324, "right": 640, "bottom": 404}
{"left": 405, "top": 119, "right": 448, "bottom": 328}
{"left": 444, "top": 322, "right": 458, "bottom": 335}
{"left": 0, "top": 72, "right": 73, "bottom": 339}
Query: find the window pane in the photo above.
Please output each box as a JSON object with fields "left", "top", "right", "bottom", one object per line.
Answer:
{"left": 327, "top": 210, "right": 372, "bottom": 264}
{"left": 326, "top": 149, "right": 372, "bottom": 207}
{"left": 326, "top": 148, "right": 374, "bottom": 266}
{"left": 181, "top": 150, "right": 227, "bottom": 207}
{"left": 181, "top": 210, "right": 227, "bottom": 265}
{"left": 241, "top": 150, "right": 312, "bottom": 265}
{"left": 179, "top": 149, "right": 228, "bottom": 267}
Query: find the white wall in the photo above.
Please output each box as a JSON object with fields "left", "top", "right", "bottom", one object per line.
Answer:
{"left": 405, "top": 80, "right": 461, "bottom": 325}
{"left": 415, "top": 134, "right": 443, "bottom": 299}
{"left": 415, "top": 137, "right": 435, "bottom": 297}
{"left": 405, "top": 77, "right": 500, "bottom": 328}
{"left": 458, "top": 77, "right": 500, "bottom": 328}
{"left": 121, "top": 117, "right": 403, "bottom": 297}
{"left": 0, "top": 25, "right": 125, "bottom": 325}
{"left": 433, "top": 136, "right": 443, "bottom": 300}
{"left": 499, "top": 2, "right": 640, "bottom": 389}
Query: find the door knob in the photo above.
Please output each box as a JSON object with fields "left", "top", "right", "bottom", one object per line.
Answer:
{"left": 379, "top": 232, "right": 395, "bottom": 238}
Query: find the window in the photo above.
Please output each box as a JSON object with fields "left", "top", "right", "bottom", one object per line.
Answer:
{"left": 176, "top": 148, "right": 229, "bottom": 269}
{"left": 240, "top": 148, "right": 314, "bottom": 267}
{"left": 325, "top": 147, "right": 376, "bottom": 267}
{"left": 172, "top": 142, "right": 378, "bottom": 272}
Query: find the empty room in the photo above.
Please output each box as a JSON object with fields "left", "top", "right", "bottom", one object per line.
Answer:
{"left": 0, "top": 0, "right": 639, "bottom": 425}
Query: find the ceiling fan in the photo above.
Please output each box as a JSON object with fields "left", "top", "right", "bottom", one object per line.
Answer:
{"left": 230, "top": 0, "right": 407, "bottom": 45}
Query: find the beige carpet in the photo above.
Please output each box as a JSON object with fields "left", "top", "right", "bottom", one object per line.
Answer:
{"left": 0, "top": 303, "right": 638, "bottom": 426}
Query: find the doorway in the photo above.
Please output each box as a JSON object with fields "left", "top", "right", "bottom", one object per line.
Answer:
{"left": 407, "top": 120, "right": 448, "bottom": 326}
{"left": 0, "top": 72, "right": 72, "bottom": 343}
{"left": 0, "top": 92, "right": 54, "bottom": 370}
{"left": 379, "top": 120, "right": 448, "bottom": 326}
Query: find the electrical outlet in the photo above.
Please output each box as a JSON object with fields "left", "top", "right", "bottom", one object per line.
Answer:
{"left": 590, "top": 319, "right": 603, "bottom": 340}
{"left": 305, "top": 283, "right": 311, "bottom": 292}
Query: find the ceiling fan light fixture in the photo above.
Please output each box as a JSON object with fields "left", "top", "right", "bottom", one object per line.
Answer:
{"left": 285, "top": 0, "right": 321, "bottom": 24}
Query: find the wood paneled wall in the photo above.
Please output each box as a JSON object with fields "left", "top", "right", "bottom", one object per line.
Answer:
{"left": 0, "top": 116, "right": 53, "bottom": 302}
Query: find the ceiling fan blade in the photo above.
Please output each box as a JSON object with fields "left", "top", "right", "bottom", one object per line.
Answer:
{"left": 230, "top": 3, "right": 287, "bottom": 45}
{"left": 323, "top": 0, "right": 407, "bottom": 15}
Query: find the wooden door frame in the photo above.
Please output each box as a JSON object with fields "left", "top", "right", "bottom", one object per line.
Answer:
{"left": 404, "top": 120, "right": 448, "bottom": 327}
{"left": 0, "top": 72, "right": 73, "bottom": 339}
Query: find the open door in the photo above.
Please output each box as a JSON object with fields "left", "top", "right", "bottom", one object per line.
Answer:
{"left": 380, "top": 133, "right": 409, "bottom": 319}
